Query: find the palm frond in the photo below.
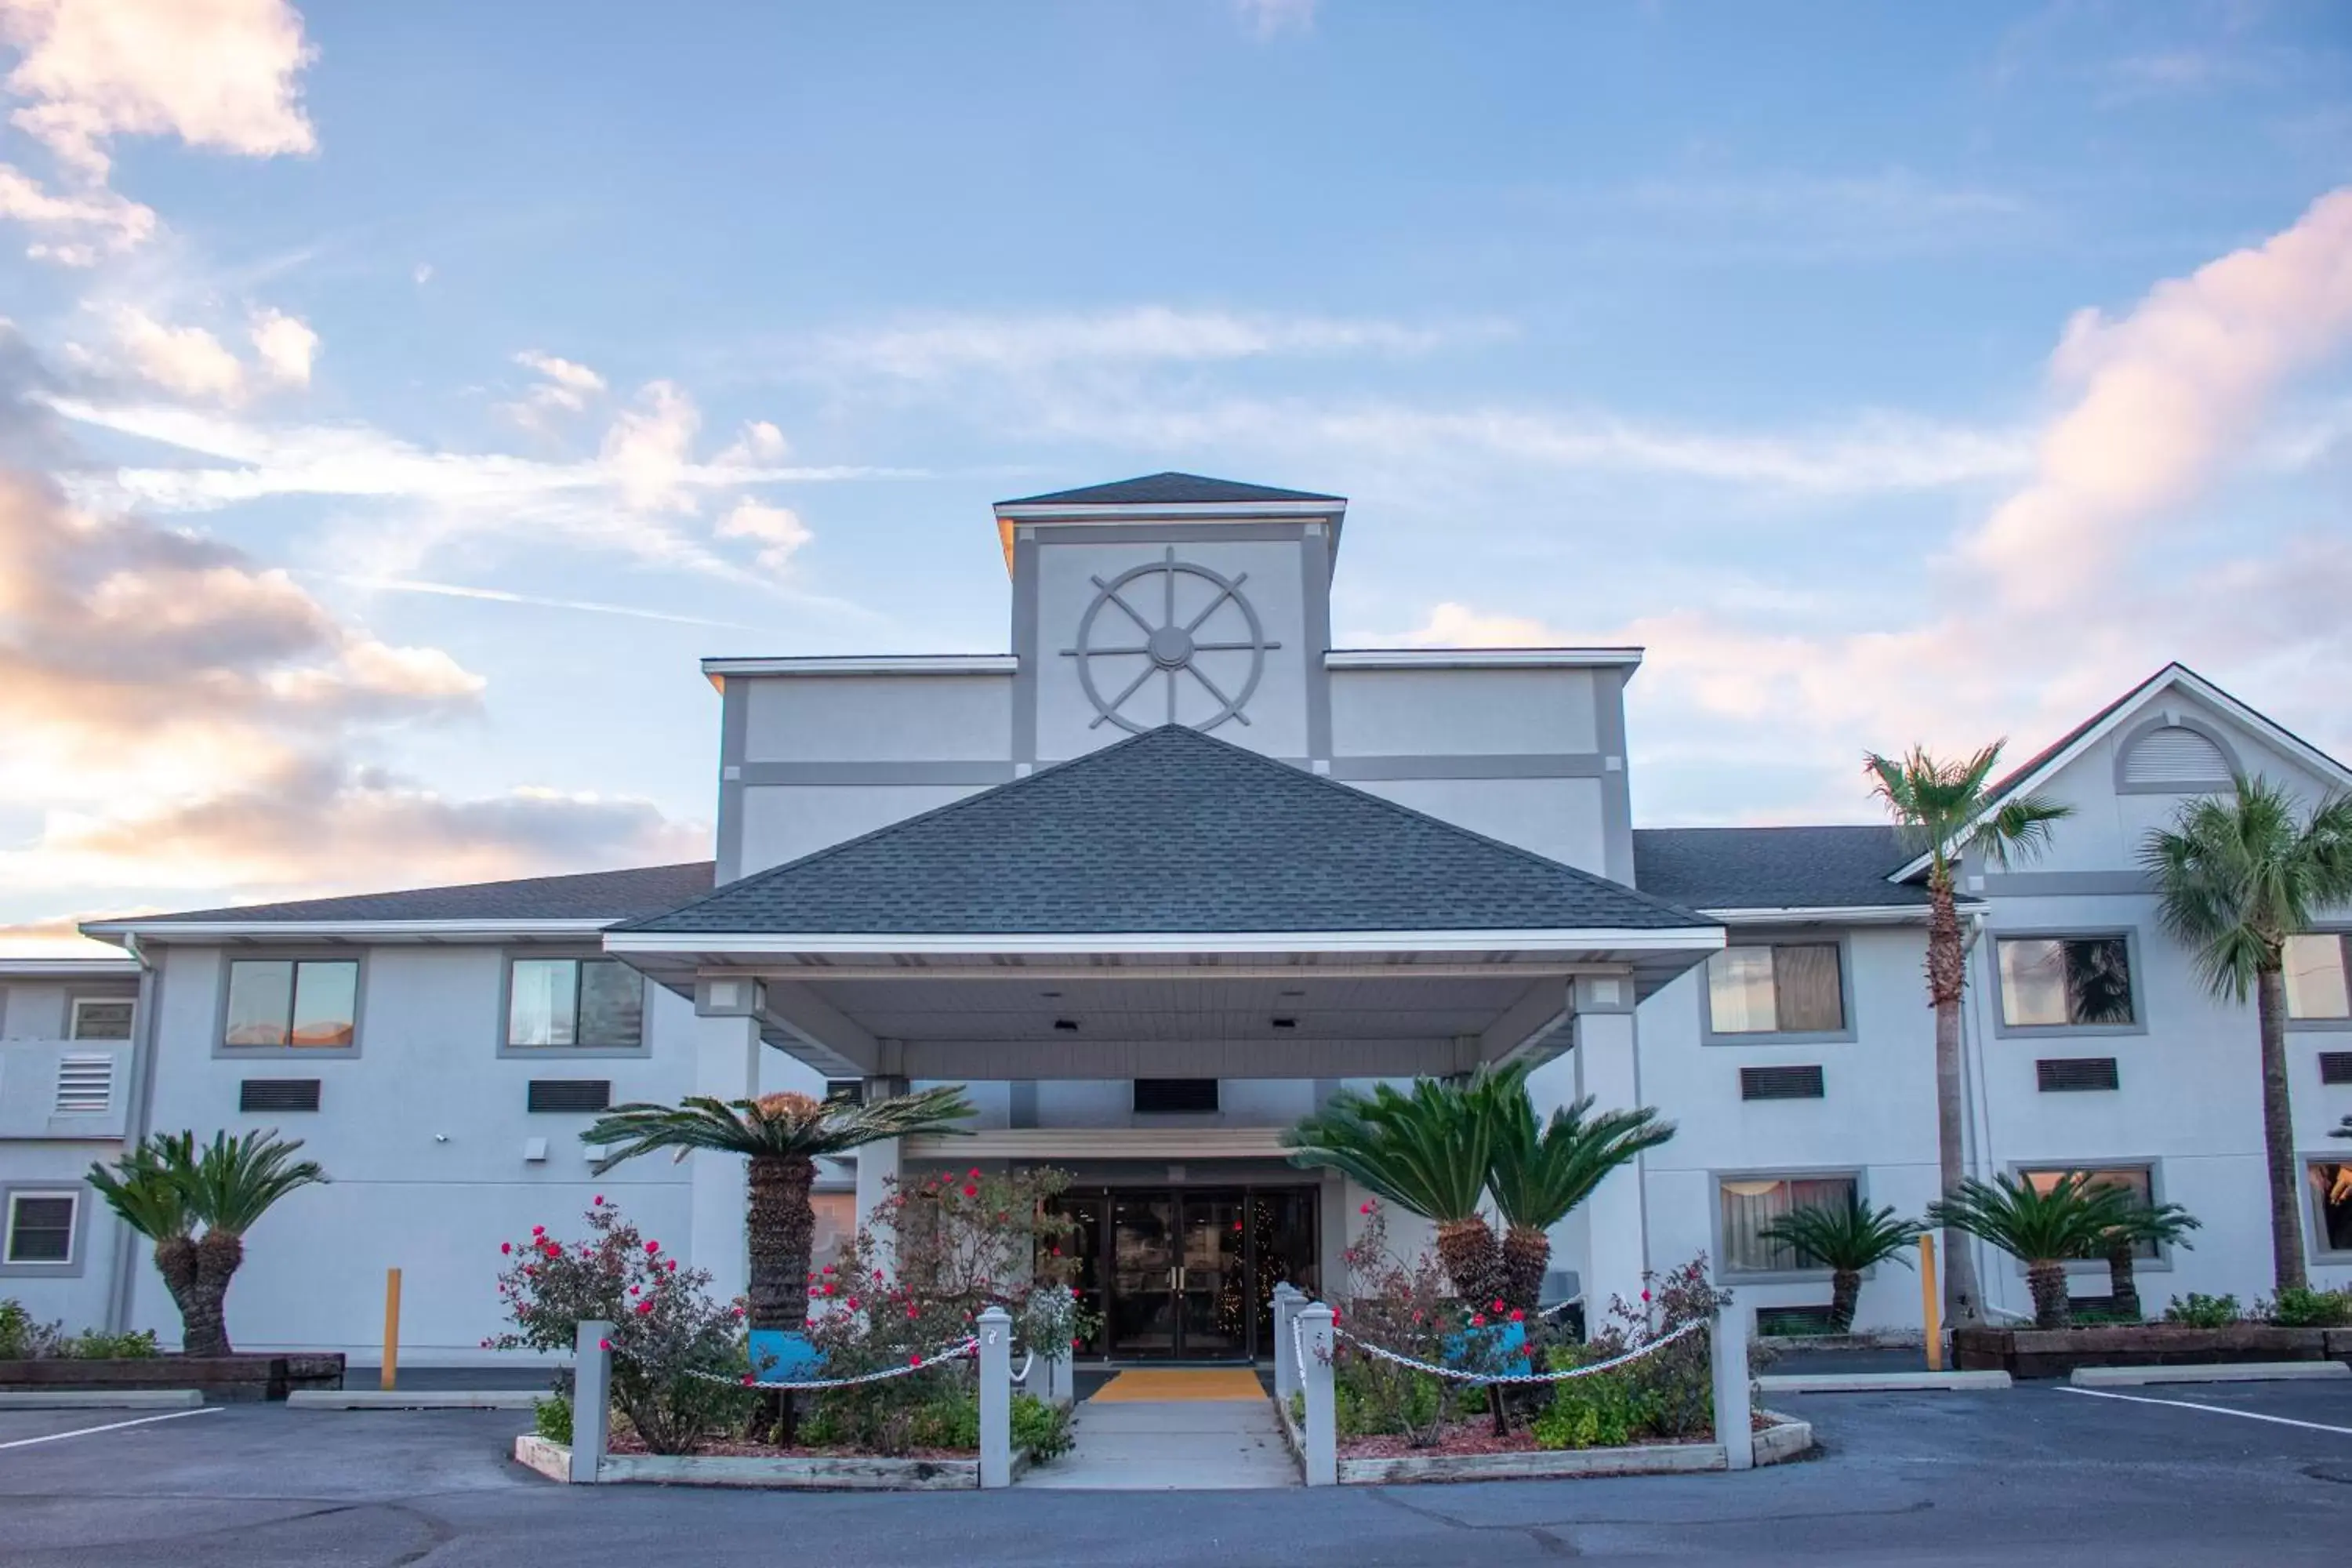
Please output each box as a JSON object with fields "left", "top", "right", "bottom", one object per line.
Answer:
{"left": 1284, "top": 1076, "right": 1491, "bottom": 1225}
{"left": 584, "top": 1084, "right": 975, "bottom": 1175}
{"left": 2141, "top": 775, "right": 2352, "bottom": 1002}
{"left": 86, "top": 1133, "right": 198, "bottom": 1242}
{"left": 1865, "top": 741, "right": 2069, "bottom": 880}
{"left": 1927, "top": 1172, "right": 2136, "bottom": 1266}
{"left": 1757, "top": 1198, "right": 1924, "bottom": 1273}
{"left": 2107, "top": 1199, "right": 2200, "bottom": 1251}
{"left": 1479, "top": 1065, "right": 1673, "bottom": 1231}
{"left": 184, "top": 1130, "right": 328, "bottom": 1236}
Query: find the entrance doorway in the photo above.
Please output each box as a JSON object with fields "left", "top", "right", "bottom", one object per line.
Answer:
{"left": 1055, "top": 1185, "right": 1319, "bottom": 1363}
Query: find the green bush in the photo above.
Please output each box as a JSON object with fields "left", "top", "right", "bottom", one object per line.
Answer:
{"left": 1011, "top": 1393, "right": 1074, "bottom": 1461}
{"left": 533, "top": 1392, "right": 574, "bottom": 1445}
{"left": 64, "top": 1329, "right": 159, "bottom": 1359}
{"left": 1530, "top": 1367, "right": 1654, "bottom": 1451}
{"left": 2267, "top": 1287, "right": 2352, "bottom": 1328}
{"left": 2161, "top": 1293, "right": 2242, "bottom": 1328}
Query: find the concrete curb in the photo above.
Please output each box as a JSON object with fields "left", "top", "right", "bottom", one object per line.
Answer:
{"left": 2068, "top": 1362, "right": 2351, "bottom": 1388}
{"left": 1757, "top": 1370, "right": 2012, "bottom": 1395}
{"left": 288, "top": 1390, "right": 543, "bottom": 1410}
{"left": 0, "top": 1388, "right": 205, "bottom": 1410}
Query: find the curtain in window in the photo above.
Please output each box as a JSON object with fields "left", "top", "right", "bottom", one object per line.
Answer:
{"left": 2285, "top": 935, "right": 2351, "bottom": 1020}
{"left": 1707, "top": 948, "right": 1778, "bottom": 1033}
{"left": 1773, "top": 945, "right": 1843, "bottom": 1032}
{"left": 1719, "top": 1176, "right": 1856, "bottom": 1272}
{"left": 509, "top": 959, "right": 578, "bottom": 1047}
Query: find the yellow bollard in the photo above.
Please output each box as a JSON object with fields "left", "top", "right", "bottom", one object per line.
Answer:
{"left": 382, "top": 1268, "right": 402, "bottom": 1392}
{"left": 1919, "top": 1234, "right": 1942, "bottom": 1371}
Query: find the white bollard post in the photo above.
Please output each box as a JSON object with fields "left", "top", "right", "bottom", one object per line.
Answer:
{"left": 1298, "top": 1302, "right": 1337, "bottom": 1487}
{"left": 1711, "top": 1301, "right": 1753, "bottom": 1472}
{"left": 1272, "top": 1283, "right": 1303, "bottom": 1406}
{"left": 978, "top": 1305, "right": 1013, "bottom": 1488}
{"left": 1044, "top": 1287, "right": 1076, "bottom": 1409}
{"left": 572, "top": 1319, "right": 612, "bottom": 1484}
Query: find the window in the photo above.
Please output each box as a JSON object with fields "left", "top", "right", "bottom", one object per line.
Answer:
{"left": 2285, "top": 934, "right": 2351, "bottom": 1021}
{"left": 1995, "top": 936, "right": 2136, "bottom": 1028}
{"left": 506, "top": 959, "right": 644, "bottom": 1049}
{"left": 68, "top": 997, "right": 133, "bottom": 1040}
{"left": 811, "top": 1192, "right": 857, "bottom": 1265}
{"left": 1718, "top": 1175, "right": 1857, "bottom": 1273}
{"left": 2021, "top": 1166, "right": 2157, "bottom": 1258}
{"left": 3, "top": 1192, "right": 75, "bottom": 1265}
{"left": 2310, "top": 1161, "right": 2352, "bottom": 1257}
{"left": 224, "top": 960, "right": 358, "bottom": 1047}
{"left": 1704, "top": 943, "right": 1844, "bottom": 1035}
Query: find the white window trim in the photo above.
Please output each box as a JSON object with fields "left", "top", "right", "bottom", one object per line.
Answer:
{"left": 67, "top": 995, "right": 134, "bottom": 1041}
{"left": 2, "top": 1188, "right": 81, "bottom": 1272}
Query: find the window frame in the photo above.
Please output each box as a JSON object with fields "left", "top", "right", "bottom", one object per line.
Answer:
{"left": 2285, "top": 930, "right": 2352, "bottom": 1032}
{"left": 1711, "top": 1167, "right": 1865, "bottom": 1283}
{"left": 2305, "top": 1154, "right": 2352, "bottom": 1264}
{"left": 213, "top": 952, "right": 366, "bottom": 1058}
{"left": 2010, "top": 1160, "right": 2172, "bottom": 1276}
{"left": 0, "top": 1185, "right": 85, "bottom": 1276}
{"left": 66, "top": 993, "right": 136, "bottom": 1041}
{"left": 1987, "top": 928, "right": 2149, "bottom": 1039}
{"left": 496, "top": 949, "right": 652, "bottom": 1058}
{"left": 1697, "top": 931, "right": 1857, "bottom": 1047}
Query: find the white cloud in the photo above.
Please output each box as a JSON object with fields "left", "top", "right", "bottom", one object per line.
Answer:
{"left": 597, "top": 379, "right": 702, "bottom": 513}
{"left": 1964, "top": 185, "right": 2352, "bottom": 610}
{"left": 1233, "top": 0, "right": 1318, "bottom": 38}
{"left": 499, "top": 348, "right": 606, "bottom": 428}
{"left": 0, "top": 158, "right": 153, "bottom": 261}
{"left": 716, "top": 497, "right": 811, "bottom": 574}
{"left": 248, "top": 307, "right": 316, "bottom": 385}
{"left": 0, "top": 0, "right": 316, "bottom": 179}
{"left": 108, "top": 305, "right": 245, "bottom": 400}
{"left": 715, "top": 419, "right": 789, "bottom": 465}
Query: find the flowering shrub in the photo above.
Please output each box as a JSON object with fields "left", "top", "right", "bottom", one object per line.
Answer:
{"left": 1584, "top": 1253, "right": 1731, "bottom": 1440}
{"left": 486, "top": 1200, "right": 751, "bottom": 1454}
{"left": 1326, "top": 1203, "right": 1529, "bottom": 1444}
{"left": 799, "top": 1167, "right": 1094, "bottom": 1455}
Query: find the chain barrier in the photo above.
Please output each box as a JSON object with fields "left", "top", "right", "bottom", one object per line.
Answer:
{"left": 1294, "top": 1313, "right": 1707, "bottom": 1388}
{"left": 670, "top": 1334, "right": 979, "bottom": 1391}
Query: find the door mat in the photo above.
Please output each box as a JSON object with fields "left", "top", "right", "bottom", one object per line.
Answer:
{"left": 1088, "top": 1370, "right": 1267, "bottom": 1403}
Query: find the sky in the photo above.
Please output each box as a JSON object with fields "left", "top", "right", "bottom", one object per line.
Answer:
{"left": 0, "top": 0, "right": 2349, "bottom": 953}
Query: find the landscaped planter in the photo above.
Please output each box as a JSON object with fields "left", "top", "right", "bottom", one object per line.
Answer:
{"left": 1275, "top": 1394, "right": 1812, "bottom": 1484}
{"left": 512, "top": 1433, "right": 1029, "bottom": 1490}
{"left": 0, "top": 1352, "right": 343, "bottom": 1401}
{"left": 1954, "top": 1324, "right": 2347, "bottom": 1380}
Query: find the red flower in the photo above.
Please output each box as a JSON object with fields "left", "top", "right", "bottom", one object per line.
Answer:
{"left": 909, "top": 1354, "right": 923, "bottom": 1367}
{"left": 1359, "top": 1201, "right": 1374, "bottom": 1214}
{"left": 822, "top": 1283, "right": 835, "bottom": 1295}
{"left": 1518, "top": 1345, "right": 1536, "bottom": 1359}
{"left": 1470, "top": 1313, "right": 1486, "bottom": 1327}
{"left": 593, "top": 1195, "right": 604, "bottom": 1206}
{"left": 1640, "top": 1290, "right": 1651, "bottom": 1302}
{"left": 962, "top": 1185, "right": 978, "bottom": 1198}
{"left": 635, "top": 1299, "right": 654, "bottom": 1315}
{"left": 1508, "top": 1308, "right": 1525, "bottom": 1323}
{"left": 1071, "top": 1338, "right": 1083, "bottom": 1348}
{"left": 531, "top": 1225, "right": 543, "bottom": 1235}
{"left": 1491, "top": 1299, "right": 1506, "bottom": 1313}
{"left": 873, "top": 1269, "right": 884, "bottom": 1281}
{"left": 907, "top": 1307, "right": 920, "bottom": 1320}
{"left": 968, "top": 1167, "right": 982, "bottom": 1178}
{"left": 597, "top": 1338, "right": 611, "bottom": 1352}
{"left": 847, "top": 1298, "right": 860, "bottom": 1311}
{"left": 740, "top": 1374, "right": 754, "bottom": 1386}
{"left": 645, "top": 1240, "right": 660, "bottom": 1254}
{"left": 499, "top": 1242, "right": 512, "bottom": 1254}
{"left": 666, "top": 1260, "right": 678, "bottom": 1273}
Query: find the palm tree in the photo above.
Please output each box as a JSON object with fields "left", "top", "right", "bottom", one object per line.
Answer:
{"left": 1286, "top": 1075, "right": 1503, "bottom": 1306}
{"left": 87, "top": 1130, "right": 326, "bottom": 1356}
{"left": 1477, "top": 1065, "right": 1675, "bottom": 1312}
{"left": 2096, "top": 1201, "right": 2199, "bottom": 1323}
{"left": 1756, "top": 1199, "right": 1926, "bottom": 1334}
{"left": 1927, "top": 1172, "right": 2135, "bottom": 1330}
{"left": 583, "top": 1087, "right": 975, "bottom": 1338}
{"left": 1867, "top": 744, "right": 2073, "bottom": 1323}
{"left": 2141, "top": 776, "right": 2352, "bottom": 1293}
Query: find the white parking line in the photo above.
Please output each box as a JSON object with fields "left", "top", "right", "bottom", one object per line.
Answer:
{"left": 0, "top": 1406, "right": 222, "bottom": 1450}
{"left": 2058, "top": 1385, "right": 2352, "bottom": 1436}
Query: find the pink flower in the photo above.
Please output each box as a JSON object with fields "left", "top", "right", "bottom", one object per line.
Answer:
{"left": 593, "top": 1195, "right": 604, "bottom": 1206}
{"left": 740, "top": 1374, "right": 755, "bottom": 1386}
{"left": 645, "top": 1240, "right": 660, "bottom": 1255}
{"left": 1469, "top": 1313, "right": 1486, "bottom": 1327}
{"left": 1491, "top": 1299, "right": 1507, "bottom": 1313}
{"left": 500, "top": 1242, "right": 512, "bottom": 1254}
{"left": 1640, "top": 1290, "right": 1651, "bottom": 1302}
{"left": 629, "top": 1284, "right": 641, "bottom": 1295}
{"left": 873, "top": 1269, "right": 884, "bottom": 1281}
{"left": 532, "top": 1225, "right": 543, "bottom": 1235}
{"left": 909, "top": 1354, "right": 923, "bottom": 1367}
{"left": 636, "top": 1299, "right": 655, "bottom": 1315}
{"left": 847, "top": 1298, "right": 861, "bottom": 1311}
{"left": 733, "top": 1305, "right": 746, "bottom": 1317}
{"left": 822, "top": 1264, "right": 834, "bottom": 1275}
{"left": 1071, "top": 1337, "right": 1083, "bottom": 1348}
{"left": 666, "top": 1260, "right": 678, "bottom": 1273}
{"left": 597, "top": 1338, "right": 612, "bottom": 1352}
{"left": 962, "top": 1185, "right": 978, "bottom": 1198}
{"left": 1359, "top": 1202, "right": 1374, "bottom": 1214}
{"left": 1508, "top": 1309, "right": 1525, "bottom": 1323}
{"left": 968, "top": 1167, "right": 982, "bottom": 1178}
{"left": 908, "top": 1307, "right": 920, "bottom": 1320}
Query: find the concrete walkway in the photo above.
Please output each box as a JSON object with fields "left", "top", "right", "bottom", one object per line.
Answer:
{"left": 1021, "top": 1370, "right": 1298, "bottom": 1490}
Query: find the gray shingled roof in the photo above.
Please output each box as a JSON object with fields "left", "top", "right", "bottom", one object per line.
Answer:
{"left": 626, "top": 727, "right": 1711, "bottom": 936}
{"left": 1632, "top": 827, "right": 1931, "bottom": 910}
{"left": 111, "top": 862, "right": 716, "bottom": 927}
{"left": 997, "top": 473, "right": 1345, "bottom": 507}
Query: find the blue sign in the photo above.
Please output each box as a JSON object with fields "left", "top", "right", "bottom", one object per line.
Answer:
{"left": 746, "top": 1330, "right": 823, "bottom": 1384}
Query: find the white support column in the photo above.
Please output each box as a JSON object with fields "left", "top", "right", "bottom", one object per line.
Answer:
{"left": 686, "top": 1014, "right": 761, "bottom": 1307}
{"left": 1711, "top": 1298, "right": 1754, "bottom": 1471}
{"left": 1570, "top": 979, "right": 1647, "bottom": 1319}
{"left": 1298, "top": 1302, "right": 1336, "bottom": 1487}
{"left": 855, "top": 1082, "right": 902, "bottom": 1271}
{"left": 571, "top": 1319, "right": 612, "bottom": 1484}
{"left": 977, "top": 1305, "right": 1013, "bottom": 1489}
{"left": 1272, "top": 1282, "right": 1303, "bottom": 1405}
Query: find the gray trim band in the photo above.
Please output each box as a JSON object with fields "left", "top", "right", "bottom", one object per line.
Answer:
{"left": 734, "top": 760, "right": 1020, "bottom": 786}
{"left": 1977, "top": 871, "right": 2156, "bottom": 898}
{"left": 1011, "top": 525, "right": 1039, "bottom": 767}
{"left": 1326, "top": 753, "right": 1610, "bottom": 782}
{"left": 1301, "top": 521, "right": 1333, "bottom": 764}
{"left": 716, "top": 675, "right": 749, "bottom": 884}
{"left": 1593, "top": 666, "right": 1635, "bottom": 886}
{"left": 1028, "top": 522, "right": 1311, "bottom": 546}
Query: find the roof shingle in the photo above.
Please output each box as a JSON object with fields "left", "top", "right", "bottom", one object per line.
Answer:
{"left": 627, "top": 727, "right": 1710, "bottom": 936}
{"left": 1632, "top": 826, "right": 1929, "bottom": 910}
{"left": 111, "top": 862, "right": 716, "bottom": 927}
{"left": 996, "top": 473, "right": 1345, "bottom": 507}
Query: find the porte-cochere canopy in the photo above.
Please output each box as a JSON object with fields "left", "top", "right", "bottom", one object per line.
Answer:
{"left": 604, "top": 725, "right": 1723, "bottom": 1080}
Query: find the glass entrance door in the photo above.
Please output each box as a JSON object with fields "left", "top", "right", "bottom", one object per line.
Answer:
{"left": 1089, "top": 1187, "right": 1310, "bottom": 1361}
{"left": 1176, "top": 1192, "right": 1244, "bottom": 1359}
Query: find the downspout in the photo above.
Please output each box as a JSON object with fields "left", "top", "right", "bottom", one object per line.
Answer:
{"left": 1955, "top": 907, "right": 2011, "bottom": 1323}
{"left": 104, "top": 934, "right": 162, "bottom": 1334}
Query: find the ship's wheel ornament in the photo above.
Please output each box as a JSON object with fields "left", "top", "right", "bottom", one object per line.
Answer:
{"left": 1062, "top": 547, "right": 1278, "bottom": 734}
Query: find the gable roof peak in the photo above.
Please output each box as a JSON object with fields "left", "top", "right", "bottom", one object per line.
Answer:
{"left": 994, "top": 472, "right": 1346, "bottom": 509}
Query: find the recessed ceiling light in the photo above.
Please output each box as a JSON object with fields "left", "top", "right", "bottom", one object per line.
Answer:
{"left": 1039, "top": 989, "right": 1063, "bottom": 999}
{"left": 1278, "top": 989, "right": 1306, "bottom": 997}
{"left": 1053, "top": 1018, "right": 1080, "bottom": 1033}
{"left": 1272, "top": 1017, "right": 1298, "bottom": 1029}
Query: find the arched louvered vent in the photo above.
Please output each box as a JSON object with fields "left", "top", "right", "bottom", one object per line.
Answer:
{"left": 2122, "top": 725, "right": 2231, "bottom": 789}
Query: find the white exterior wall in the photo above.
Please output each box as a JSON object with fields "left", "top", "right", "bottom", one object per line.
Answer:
{"left": 1330, "top": 667, "right": 1602, "bottom": 756}
{"left": 0, "top": 975, "right": 135, "bottom": 1333}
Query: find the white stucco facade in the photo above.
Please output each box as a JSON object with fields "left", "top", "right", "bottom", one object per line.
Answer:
{"left": 13, "top": 475, "right": 2347, "bottom": 1359}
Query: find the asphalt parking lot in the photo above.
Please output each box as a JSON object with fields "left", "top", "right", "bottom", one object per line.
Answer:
{"left": 1, "top": 1378, "right": 2347, "bottom": 1566}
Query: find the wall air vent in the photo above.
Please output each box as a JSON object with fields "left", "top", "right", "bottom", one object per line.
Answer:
{"left": 527, "top": 1079, "right": 613, "bottom": 1114}
{"left": 2318, "top": 1051, "right": 2352, "bottom": 1086}
{"left": 1134, "top": 1079, "right": 1218, "bottom": 1114}
{"left": 239, "top": 1078, "right": 322, "bottom": 1113}
{"left": 53, "top": 1054, "right": 114, "bottom": 1115}
{"left": 2036, "top": 1057, "right": 2121, "bottom": 1092}
{"left": 1739, "top": 1065, "right": 1824, "bottom": 1102}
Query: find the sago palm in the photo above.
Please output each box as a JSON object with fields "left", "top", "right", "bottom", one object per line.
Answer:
{"left": 1867, "top": 742, "right": 2072, "bottom": 1323}
{"left": 1755, "top": 1199, "right": 1925, "bottom": 1333}
{"left": 1927, "top": 1172, "right": 2134, "bottom": 1330}
{"left": 1478, "top": 1065, "right": 1675, "bottom": 1312}
{"left": 1286, "top": 1075, "right": 1502, "bottom": 1306}
{"left": 2141, "top": 775, "right": 2352, "bottom": 1291}
{"left": 86, "top": 1134, "right": 201, "bottom": 1350}
{"left": 2096, "top": 1200, "right": 2199, "bottom": 1323}
{"left": 585, "top": 1085, "right": 975, "bottom": 1335}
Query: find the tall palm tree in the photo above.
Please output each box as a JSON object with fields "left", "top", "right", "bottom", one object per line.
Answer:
{"left": 1867, "top": 743, "right": 2073, "bottom": 1323}
{"left": 1928, "top": 1172, "right": 2134, "bottom": 1330}
{"left": 2096, "top": 1201, "right": 2199, "bottom": 1323}
{"left": 1756, "top": 1199, "right": 1925, "bottom": 1334}
{"left": 87, "top": 1130, "right": 326, "bottom": 1356}
{"left": 2141, "top": 775, "right": 2352, "bottom": 1293}
{"left": 583, "top": 1086, "right": 975, "bottom": 1338}
{"left": 1286, "top": 1075, "right": 1502, "bottom": 1306}
{"left": 1477, "top": 1066, "right": 1675, "bottom": 1312}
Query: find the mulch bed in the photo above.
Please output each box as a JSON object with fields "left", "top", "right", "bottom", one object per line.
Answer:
{"left": 1337, "top": 1412, "right": 1769, "bottom": 1461}
{"left": 606, "top": 1429, "right": 974, "bottom": 1461}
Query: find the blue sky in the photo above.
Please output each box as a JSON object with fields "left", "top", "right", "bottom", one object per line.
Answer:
{"left": 1, "top": 0, "right": 2348, "bottom": 949}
